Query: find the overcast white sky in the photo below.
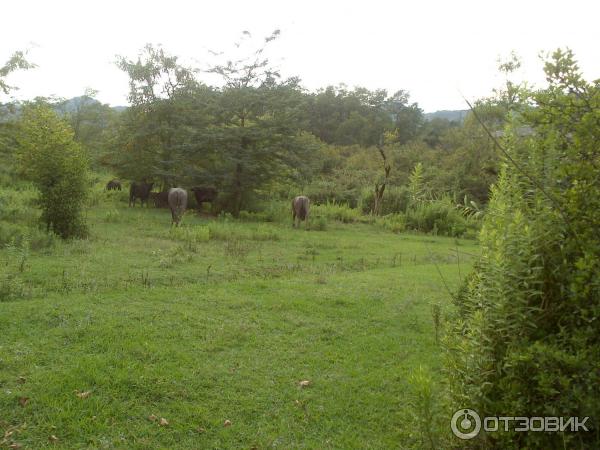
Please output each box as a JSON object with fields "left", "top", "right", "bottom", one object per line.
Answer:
{"left": 2, "top": 0, "right": 599, "bottom": 112}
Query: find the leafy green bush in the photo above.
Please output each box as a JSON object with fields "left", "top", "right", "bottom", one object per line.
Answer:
{"left": 445, "top": 51, "right": 600, "bottom": 449}
{"left": 405, "top": 199, "right": 467, "bottom": 237}
{"left": 312, "top": 201, "right": 361, "bottom": 223}
{"left": 16, "top": 105, "right": 90, "bottom": 238}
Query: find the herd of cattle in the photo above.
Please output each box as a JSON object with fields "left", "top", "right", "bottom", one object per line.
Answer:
{"left": 106, "top": 179, "right": 309, "bottom": 227}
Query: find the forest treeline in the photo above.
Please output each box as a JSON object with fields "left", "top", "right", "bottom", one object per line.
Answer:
{"left": 2, "top": 40, "right": 507, "bottom": 220}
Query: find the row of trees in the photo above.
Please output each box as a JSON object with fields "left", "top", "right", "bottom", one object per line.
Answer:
{"left": 104, "top": 37, "right": 437, "bottom": 215}
{"left": 0, "top": 35, "right": 524, "bottom": 235}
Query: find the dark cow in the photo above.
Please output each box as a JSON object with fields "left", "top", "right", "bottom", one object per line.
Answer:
{"left": 168, "top": 188, "right": 188, "bottom": 226}
{"left": 292, "top": 195, "right": 310, "bottom": 228}
{"left": 150, "top": 191, "right": 170, "bottom": 208}
{"left": 191, "top": 186, "right": 218, "bottom": 211}
{"left": 106, "top": 179, "right": 122, "bottom": 191}
{"left": 129, "top": 182, "right": 154, "bottom": 207}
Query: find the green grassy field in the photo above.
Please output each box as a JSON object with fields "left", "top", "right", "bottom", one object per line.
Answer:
{"left": 0, "top": 192, "right": 478, "bottom": 449}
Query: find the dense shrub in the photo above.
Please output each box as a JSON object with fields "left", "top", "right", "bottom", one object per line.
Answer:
{"left": 16, "top": 105, "right": 90, "bottom": 238}
{"left": 445, "top": 51, "right": 600, "bottom": 449}
{"left": 405, "top": 199, "right": 468, "bottom": 237}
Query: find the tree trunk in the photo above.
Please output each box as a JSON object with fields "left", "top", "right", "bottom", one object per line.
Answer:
{"left": 233, "top": 162, "right": 243, "bottom": 217}
{"left": 372, "top": 141, "right": 391, "bottom": 216}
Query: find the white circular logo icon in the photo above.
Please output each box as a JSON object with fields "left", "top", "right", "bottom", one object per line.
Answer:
{"left": 451, "top": 409, "right": 481, "bottom": 439}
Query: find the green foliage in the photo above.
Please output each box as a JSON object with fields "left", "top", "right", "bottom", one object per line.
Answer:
{"left": 306, "top": 176, "right": 362, "bottom": 208}
{"left": 306, "top": 86, "right": 423, "bottom": 146}
{"left": 312, "top": 201, "right": 361, "bottom": 223}
{"left": 0, "top": 234, "right": 31, "bottom": 301}
{"left": 375, "top": 213, "right": 406, "bottom": 233}
{"left": 408, "top": 366, "right": 445, "bottom": 449}
{"left": 16, "top": 105, "right": 90, "bottom": 238}
{"left": 55, "top": 92, "right": 120, "bottom": 169}
{"left": 445, "top": 50, "right": 600, "bottom": 449}
{"left": 405, "top": 198, "right": 469, "bottom": 237}
{"left": 408, "top": 162, "right": 428, "bottom": 206}
{"left": 0, "top": 50, "right": 35, "bottom": 96}
{"left": 360, "top": 185, "right": 411, "bottom": 215}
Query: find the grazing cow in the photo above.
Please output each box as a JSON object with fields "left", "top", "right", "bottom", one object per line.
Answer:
{"left": 129, "top": 181, "right": 154, "bottom": 207}
{"left": 106, "top": 179, "right": 122, "bottom": 191}
{"left": 191, "top": 186, "right": 218, "bottom": 211}
{"left": 168, "top": 188, "right": 188, "bottom": 226}
{"left": 150, "top": 191, "right": 170, "bottom": 208}
{"left": 292, "top": 195, "right": 310, "bottom": 228}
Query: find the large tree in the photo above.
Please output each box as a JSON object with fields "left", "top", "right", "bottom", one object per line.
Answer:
{"left": 203, "top": 30, "right": 316, "bottom": 214}
{"left": 113, "top": 45, "right": 208, "bottom": 188}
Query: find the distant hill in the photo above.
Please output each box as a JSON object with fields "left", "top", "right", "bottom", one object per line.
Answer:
{"left": 424, "top": 110, "right": 468, "bottom": 122}
{"left": 1, "top": 96, "right": 127, "bottom": 118}
{"left": 57, "top": 96, "right": 127, "bottom": 113}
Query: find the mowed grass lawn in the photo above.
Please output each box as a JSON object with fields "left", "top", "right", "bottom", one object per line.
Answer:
{"left": 0, "top": 195, "right": 478, "bottom": 449}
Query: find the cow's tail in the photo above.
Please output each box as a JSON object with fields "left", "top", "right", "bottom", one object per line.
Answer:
{"left": 298, "top": 201, "right": 307, "bottom": 221}
{"left": 175, "top": 192, "right": 184, "bottom": 210}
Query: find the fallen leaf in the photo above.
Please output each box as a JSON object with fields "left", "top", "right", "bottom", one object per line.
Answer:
{"left": 196, "top": 426, "right": 206, "bottom": 433}
{"left": 159, "top": 418, "right": 169, "bottom": 426}
{"left": 148, "top": 414, "right": 158, "bottom": 422}
{"left": 75, "top": 390, "right": 91, "bottom": 399}
{"left": 223, "top": 419, "right": 232, "bottom": 427}
{"left": 17, "top": 397, "right": 29, "bottom": 407}
{"left": 49, "top": 434, "right": 59, "bottom": 442}
{"left": 299, "top": 380, "right": 311, "bottom": 387}
{"left": 9, "top": 443, "right": 22, "bottom": 449}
